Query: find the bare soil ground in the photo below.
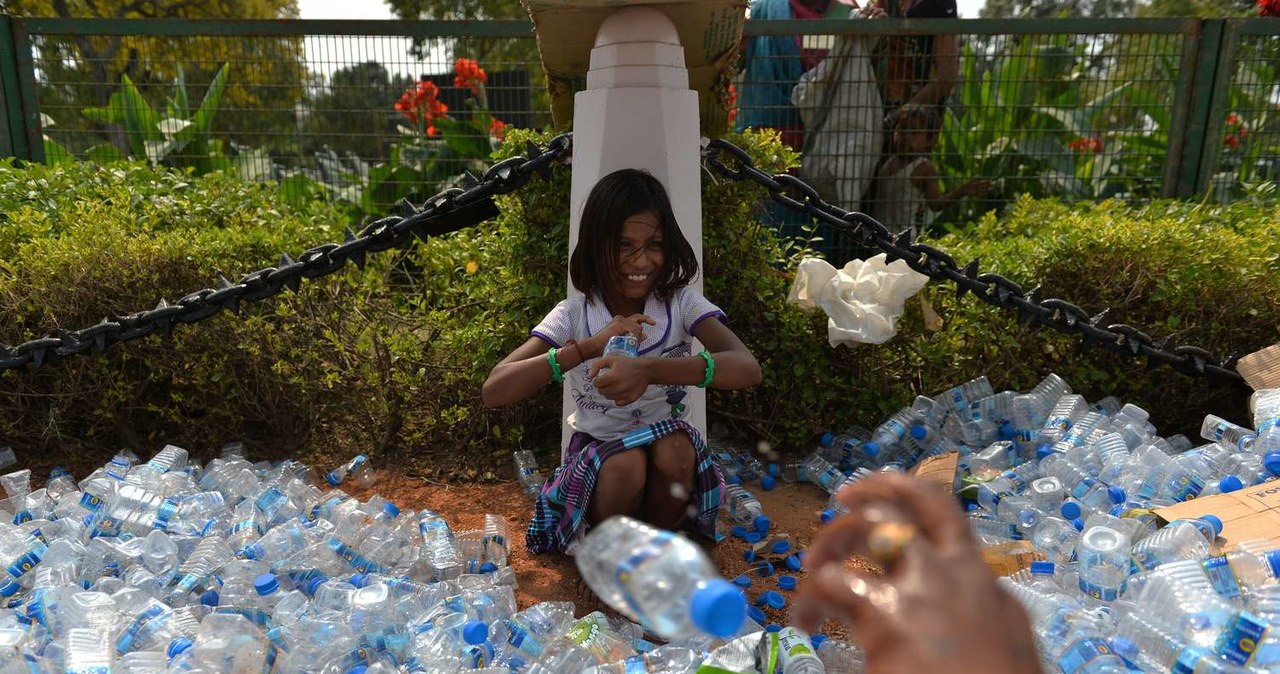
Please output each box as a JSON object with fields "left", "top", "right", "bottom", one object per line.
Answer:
{"left": 350, "top": 471, "right": 880, "bottom": 641}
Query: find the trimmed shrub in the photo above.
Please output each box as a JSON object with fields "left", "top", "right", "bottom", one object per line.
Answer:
{"left": 1, "top": 140, "right": 1276, "bottom": 478}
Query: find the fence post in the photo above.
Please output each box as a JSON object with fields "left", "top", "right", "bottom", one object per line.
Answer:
{"left": 1161, "top": 19, "right": 1202, "bottom": 199}
{"left": 0, "top": 17, "right": 42, "bottom": 163}
{"left": 1175, "top": 18, "right": 1226, "bottom": 198}
{"left": 1193, "top": 19, "right": 1241, "bottom": 198}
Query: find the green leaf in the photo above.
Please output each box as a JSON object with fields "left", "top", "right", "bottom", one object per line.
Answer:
{"left": 83, "top": 144, "right": 126, "bottom": 165}
{"left": 118, "top": 75, "right": 162, "bottom": 159}
{"left": 42, "top": 136, "right": 74, "bottom": 165}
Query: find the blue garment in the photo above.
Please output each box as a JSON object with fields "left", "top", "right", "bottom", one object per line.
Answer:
{"left": 736, "top": 0, "right": 804, "bottom": 132}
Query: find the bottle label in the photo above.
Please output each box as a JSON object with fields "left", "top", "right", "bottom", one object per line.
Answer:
{"left": 254, "top": 487, "right": 287, "bottom": 514}
{"left": 1169, "top": 474, "right": 1205, "bottom": 501}
{"left": 1257, "top": 417, "right": 1280, "bottom": 434}
{"left": 1070, "top": 477, "right": 1097, "bottom": 501}
{"left": 1215, "top": 611, "right": 1269, "bottom": 665}
{"left": 153, "top": 498, "right": 179, "bottom": 530}
{"left": 1056, "top": 638, "right": 1124, "bottom": 673}
{"left": 615, "top": 533, "right": 673, "bottom": 620}
{"left": 79, "top": 491, "right": 105, "bottom": 511}
{"left": 1171, "top": 646, "right": 1215, "bottom": 673}
{"left": 115, "top": 603, "right": 167, "bottom": 653}
{"left": 1202, "top": 555, "right": 1243, "bottom": 599}
{"left": 66, "top": 669, "right": 111, "bottom": 674}
{"left": 326, "top": 536, "right": 386, "bottom": 574}
{"left": 1076, "top": 577, "right": 1119, "bottom": 602}
{"left": 1046, "top": 415, "right": 1072, "bottom": 432}
{"left": 999, "top": 467, "right": 1029, "bottom": 493}
{"left": 624, "top": 656, "right": 648, "bottom": 674}
{"left": 507, "top": 621, "right": 545, "bottom": 658}
{"left": 5, "top": 549, "right": 42, "bottom": 579}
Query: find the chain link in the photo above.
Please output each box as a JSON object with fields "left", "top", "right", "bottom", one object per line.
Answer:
{"left": 703, "top": 138, "right": 1245, "bottom": 385}
{"left": 0, "top": 134, "right": 573, "bottom": 372}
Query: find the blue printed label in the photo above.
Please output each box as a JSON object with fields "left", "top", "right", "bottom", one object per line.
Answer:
{"left": 624, "top": 656, "right": 648, "bottom": 674}
{"left": 153, "top": 499, "right": 179, "bottom": 530}
{"left": 616, "top": 532, "right": 672, "bottom": 619}
{"left": 326, "top": 536, "right": 385, "bottom": 574}
{"left": 1216, "top": 612, "right": 1269, "bottom": 665}
{"left": 1077, "top": 578, "right": 1119, "bottom": 602}
{"left": 1170, "top": 474, "right": 1205, "bottom": 502}
{"left": 1202, "top": 555, "right": 1242, "bottom": 599}
{"left": 6, "top": 550, "right": 42, "bottom": 578}
{"left": 1056, "top": 638, "right": 1123, "bottom": 674}
{"left": 1071, "top": 477, "right": 1097, "bottom": 501}
{"left": 1171, "top": 646, "right": 1214, "bottom": 673}
{"left": 115, "top": 603, "right": 166, "bottom": 653}
{"left": 254, "top": 487, "right": 286, "bottom": 514}
{"left": 79, "top": 492, "right": 104, "bottom": 511}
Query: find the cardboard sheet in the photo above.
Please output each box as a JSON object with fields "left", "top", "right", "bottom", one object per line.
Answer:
{"left": 521, "top": 0, "right": 746, "bottom": 134}
{"left": 909, "top": 451, "right": 961, "bottom": 495}
{"left": 1155, "top": 480, "right": 1280, "bottom": 553}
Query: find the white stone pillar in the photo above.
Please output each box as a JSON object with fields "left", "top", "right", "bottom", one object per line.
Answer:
{"left": 563, "top": 6, "right": 706, "bottom": 451}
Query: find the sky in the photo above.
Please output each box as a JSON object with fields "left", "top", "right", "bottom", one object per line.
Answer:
{"left": 295, "top": 0, "right": 986, "bottom": 20}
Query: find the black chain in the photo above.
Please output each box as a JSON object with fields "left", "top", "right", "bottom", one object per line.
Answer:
{"left": 0, "top": 134, "right": 573, "bottom": 372}
{"left": 703, "top": 138, "right": 1245, "bottom": 385}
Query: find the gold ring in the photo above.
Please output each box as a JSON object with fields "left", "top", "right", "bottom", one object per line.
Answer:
{"left": 866, "top": 521, "right": 918, "bottom": 567}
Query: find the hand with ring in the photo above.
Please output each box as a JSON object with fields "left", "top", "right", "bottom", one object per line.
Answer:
{"left": 792, "top": 473, "right": 1045, "bottom": 674}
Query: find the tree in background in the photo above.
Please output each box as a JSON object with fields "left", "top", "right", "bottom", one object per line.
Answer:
{"left": 12, "top": 0, "right": 305, "bottom": 154}
{"left": 300, "top": 62, "right": 417, "bottom": 163}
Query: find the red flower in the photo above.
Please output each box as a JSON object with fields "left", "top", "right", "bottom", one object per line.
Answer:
{"left": 1225, "top": 133, "right": 1241, "bottom": 150}
{"left": 1227, "top": 112, "right": 1239, "bottom": 126}
{"left": 1068, "top": 137, "right": 1102, "bottom": 154}
{"left": 726, "top": 83, "right": 739, "bottom": 127}
{"left": 395, "top": 80, "right": 449, "bottom": 136}
{"left": 1260, "top": 0, "right": 1280, "bottom": 16}
{"left": 490, "top": 117, "right": 507, "bottom": 142}
{"left": 453, "top": 58, "right": 487, "bottom": 95}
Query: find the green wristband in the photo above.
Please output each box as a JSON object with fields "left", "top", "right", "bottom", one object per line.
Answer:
{"left": 697, "top": 350, "right": 715, "bottom": 388}
{"left": 547, "top": 347, "right": 564, "bottom": 383}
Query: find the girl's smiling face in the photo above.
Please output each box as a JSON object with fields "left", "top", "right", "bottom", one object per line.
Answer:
{"left": 612, "top": 210, "right": 664, "bottom": 309}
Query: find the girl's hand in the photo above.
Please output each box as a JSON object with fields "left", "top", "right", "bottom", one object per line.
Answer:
{"left": 792, "top": 473, "right": 1043, "bottom": 674}
{"left": 582, "top": 314, "right": 655, "bottom": 359}
{"left": 587, "top": 357, "right": 651, "bottom": 406}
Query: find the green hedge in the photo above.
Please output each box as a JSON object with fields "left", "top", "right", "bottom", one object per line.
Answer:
{"left": 2, "top": 139, "right": 1276, "bottom": 478}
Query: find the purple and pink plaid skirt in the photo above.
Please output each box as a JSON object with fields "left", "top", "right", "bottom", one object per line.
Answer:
{"left": 525, "top": 419, "right": 725, "bottom": 555}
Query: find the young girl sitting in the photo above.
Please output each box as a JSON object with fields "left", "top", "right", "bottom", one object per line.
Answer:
{"left": 482, "top": 169, "right": 762, "bottom": 555}
{"left": 870, "top": 104, "right": 990, "bottom": 239}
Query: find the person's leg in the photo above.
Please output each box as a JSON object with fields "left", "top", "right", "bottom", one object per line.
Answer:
{"left": 644, "top": 431, "right": 697, "bottom": 530}
{"left": 587, "top": 448, "right": 647, "bottom": 526}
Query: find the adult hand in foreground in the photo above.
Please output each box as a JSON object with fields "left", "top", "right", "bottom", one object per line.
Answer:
{"left": 792, "top": 472, "right": 1045, "bottom": 674}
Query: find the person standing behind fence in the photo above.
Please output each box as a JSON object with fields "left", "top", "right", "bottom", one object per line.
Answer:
{"left": 861, "top": 0, "right": 960, "bottom": 125}
{"left": 481, "top": 169, "right": 763, "bottom": 556}
{"left": 870, "top": 105, "right": 988, "bottom": 238}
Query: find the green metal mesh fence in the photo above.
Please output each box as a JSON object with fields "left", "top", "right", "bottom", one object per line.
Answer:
{"left": 1211, "top": 27, "right": 1280, "bottom": 202}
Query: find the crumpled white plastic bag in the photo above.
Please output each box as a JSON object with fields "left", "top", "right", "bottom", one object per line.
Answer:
{"left": 787, "top": 254, "right": 930, "bottom": 346}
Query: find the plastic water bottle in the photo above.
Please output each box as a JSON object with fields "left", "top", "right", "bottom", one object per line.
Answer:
{"left": 723, "top": 484, "right": 763, "bottom": 524}
{"left": 1251, "top": 389, "right": 1280, "bottom": 454}
{"left": 776, "top": 627, "right": 824, "bottom": 674}
{"left": 800, "top": 455, "right": 846, "bottom": 494}
{"left": 1076, "top": 525, "right": 1130, "bottom": 601}
{"left": 576, "top": 516, "right": 746, "bottom": 639}
{"left": 505, "top": 601, "right": 576, "bottom": 661}
{"left": 581, "top": 645, "right": 702, "bottom": 673}
{"left": 862, "top": 408, "right": 916, "bottom": 463}
{"left": 817, "top": 638, "right": 864, "bottom": 673}
{"left": 513, "top": 450, "right": 546, "bottom": 497}
{"left": 1129, "top": 515, "right": 1223, "bottom": 572}
{"left": 1201, "top": 414, "right": 1257, "bottom": 452}
{"left": 326, "top": 455, "right": 375, "bottom": 489}
{"left": 1199, "top": 542, "right": 1280, "bottom": 599}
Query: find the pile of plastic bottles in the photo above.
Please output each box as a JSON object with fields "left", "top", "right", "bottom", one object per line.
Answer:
{"left": 0, "top": 441, "right": 865, "bottom": 673}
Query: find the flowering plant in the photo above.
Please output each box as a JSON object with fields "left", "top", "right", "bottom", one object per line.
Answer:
{"left": 1223, "top": 112, "right": 1248, "bottom": 151}
{"left": 1260, "top": 0, "right": 1279, "bottom": 17}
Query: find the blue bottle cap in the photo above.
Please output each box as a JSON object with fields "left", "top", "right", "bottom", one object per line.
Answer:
{"left": 1035, "top": 444, "right": 1053, "bottom": 460}
{"left": 728, "top": 476, "right": 742, "bottom": 486}
{"left": 383, "top": 502, "right": 401, "bottom": 518}
{"left": 1266, "top": 452, "right": 1280, "bottom": 475}
{"left": 778, "top": 575, "right": 797, "bottom": 591}
{"left": 763, "top": 591, "right": 786, "bottom": 610}
{"left": 1219, "top": 475, "right": 1244, "bottom": 493}
{"left": 747, "top": 605, "right": 766, "bottom": 624}
{"left": 306, "top": 577, "right": 328, "bottom": 596}
{"left": 254, "top": 573, "right": 280, "bottom": 596}
{"left": 347, "top": 667, "right": 367, "bottom": 674}
{"left": 820, "top": 432, "right": 835, "bottom": 448}
{"left": 1109, "top": 505, "right": 1127, "bottom": 517}
{"left": 754, "top": 515, "right": 771, "bottom": 533}
{"left": 1070, "top": 517, "right": 1084, "bottom": 532}
{"left": 743, "top": 549, "right": 757, "bottom": 563}
{"left": 744, "top": 532, "right": 763, "bottom": 545}
{"left": 1107, "top": 486, "right": 1126, "bottom": 504}
{"left": 1266, "top": 550, "right": 1280, "bottom": 578}
{"left": 480, "top": 562, "right": 498, "bottom": 574}
{"left": 731, "top": 526, "right": 748, "bottom": 539}
{"left": 1030, "top": 561, "right": 1055, "bottom": 575}
{"left": 768, "top": 463, "right": 781, "bottom": 478}
{"left": 242, "top": 542, "right": 265, "bottom": 561}
{"left": 199, "top": 589, "right": 220, "bottom": 607}
{"left": 765, "top": 623, "right": 783, "bottom": 633}
{"left": 733, "top": 574, "right": 752, "bottom": 588}
{"left": 0, "top": 579, "right": 18, "bottom": 597}
{"left": 863, "top": 442, "right": 880, "bottom": 459}
{"left": 1060, "top": 501, "right": 1082, "bottom": 520}
{"left": 761, "top": 476, "right": 777, "bottom": 491}
{"left": 785, "top": 555, "right": 803, "bottom": 572}
{"left": 167, "top": 637, "right": 194, "bottom": 659}
{"left": 998, "top": 421, "right": 1015, "bottom": 440}
{"left": 910, "top": 424, "right": 927, "bottom": 440}
{"left": 1201, "top": 515, "right": 1224, "bottom": 536}
{"left": 325, "top": 471, "right": 342, "bottom": 487}
{"left": 771, "top": 540, "right": 791, "bottom": 555}
{"left": 820, "top": 509, "right": 835, "bottom": 524}
{"left": 463, "top": 620, "right": 489, "bottom": 645}
{"left": 756, "top": 561, "right": 775, "bottom": 577}
{"left": 349, "top": 573, "right": 369, "bottom": 588}
{"left": 689, "top": 579, "right": 747, "bottom": 638}
{"left": 811, "top": 633, "right": 829, "bottom": 649}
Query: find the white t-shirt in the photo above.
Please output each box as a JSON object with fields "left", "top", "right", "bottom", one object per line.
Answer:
{"left": 531, "top": 286, "right": 727, "bottom": 442}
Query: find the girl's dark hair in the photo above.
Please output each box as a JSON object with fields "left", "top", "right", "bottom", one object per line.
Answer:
{"left": 893, "top": 104, "right": 942, "bottom": 135}
{"left": 569, "top": 168, "right": 698, "bottom": 301}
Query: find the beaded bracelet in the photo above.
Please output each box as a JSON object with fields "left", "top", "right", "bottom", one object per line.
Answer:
{"left": 697, "top": 350, "right": 715, "bottom": 388}
{"left": 547, "top": 347, "right": 564, "bottom": 383}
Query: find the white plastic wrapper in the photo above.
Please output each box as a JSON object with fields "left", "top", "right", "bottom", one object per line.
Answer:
{"left": 787, "top": 254, "right": 930, "bottom": 346}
